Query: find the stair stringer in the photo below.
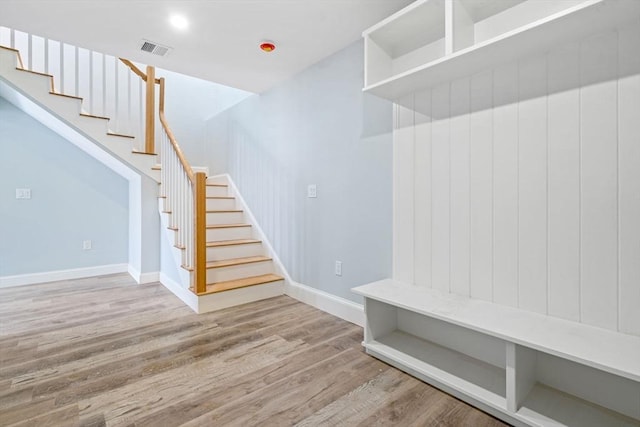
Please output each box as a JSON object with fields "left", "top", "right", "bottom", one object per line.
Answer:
{"left": 0, "top": 47, "right": 159, "bottom": 182}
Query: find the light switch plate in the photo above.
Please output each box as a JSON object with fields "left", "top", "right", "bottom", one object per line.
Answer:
{"left": 15, "top": 188, "right": 31, "bottom": 199}
{"left": 307, "top": 184, "right": 317, "bottom": 198}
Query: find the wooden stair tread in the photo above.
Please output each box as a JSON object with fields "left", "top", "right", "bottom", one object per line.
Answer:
{"left": 206, "top": 183, "right": 228, "bottom": 187}
{"left": 206, "top": 256, "right": 271, "bottom": 269}
{"left": 132, "top": 149, "right": 156, "bottom": 154}
{"left": 18, "top": 68, "right": 53, "bottom": 78}
{"left": 207, "top": 209, "right": 242, "bottom": 213}
{"left": 80, "top": 113, "right": 110, "bottom": 120}
{"left": 107, "top": 132, "right": 135, "bottom": 139}
{"left": 206, "top": 196, "right": 234, "bottom": 199}
{"left": 50, "top": 92, "right": 82, "bottom": 100}
{"left": 206, "top": 223, "right": 251, "bottom": 229}
{"left": 200, "top": 274, "right": 283, "bottom": 295}
{"left": 206, "top": 239, "right": 261, "bottom": 247}
{"left": 151, "top": 164, "right": 161, "bottom": 170}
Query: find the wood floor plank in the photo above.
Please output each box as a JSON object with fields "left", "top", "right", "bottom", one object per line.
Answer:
{"left": 0, "top": 273, "right": 507, "bottom": 426}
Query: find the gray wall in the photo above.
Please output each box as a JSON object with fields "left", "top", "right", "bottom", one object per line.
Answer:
{"left": 0, "top": 97, "right": 129, "bottom": 276}
{"left": 206, "top": 40, "right": 393, "bottom": 303}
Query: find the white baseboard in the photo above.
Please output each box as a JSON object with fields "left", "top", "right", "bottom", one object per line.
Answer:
{"left": 0, "top": 263, "right": 129, "bottom": 288}
{"left": 159, "top": 272, "right": 198, "bottom": 313}
{"left": 128, "top": 265, "right": 160, "bottom": 284}
{"left": 285, "top": 280, "right": 364, "bottom": 327}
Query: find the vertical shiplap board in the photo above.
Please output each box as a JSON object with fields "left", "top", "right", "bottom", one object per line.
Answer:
{"left": 91, "top": 52, "right": 103, "bottom": 116}
{"left": 47, "top": 40, "right": 61, "bottom": 94}
{"left": 431, "top": 83, "right": 451, "bottom": 292}
{"left": 104, "top": 55, "right": 116, "bottom": 124}
{"left": 449, "top": 77, "right": 471, "bottom": 297}
{"left": 393, "top": 95, "right": 415, "bottom": 284}
{"left": 77, "top": 48, "right": 91, "bottom": 110}
{"left": 492, "top": 63, "right": 519, "bottom": 307}
{"left": 580, "top": 31, "right": 618, "bottom": 331}
{"left": 414, "top": 89, "right": 432, "bottom": 287}
{"left": 547, "top": 42, "right": 581, "bottom": 322}
{"left": 469, "top": 70, "right": 493, "bottom": 301}
{"left": 617, "top": 22, "right": 640, "bottom": 337}
{"left": 62, "top": 44, "right": 76, "bottom": 97}
{"left": 30, "top": 35, "right": 45, "bottom": 74}
{"left": 517, "top": 56, "right": 548, "bottom": 314}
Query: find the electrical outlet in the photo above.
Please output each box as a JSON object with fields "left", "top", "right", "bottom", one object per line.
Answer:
{"left": 335, "top": 260, "right": 342, "bottom": 276}
{"left": 307, "top": 184, "right": 317, "bottom": 198}
{"left": 15, "top": 188, "right": 31, "bottom": 199}
{"left": 83, "top": 240, "right": 92, "bottom": 250}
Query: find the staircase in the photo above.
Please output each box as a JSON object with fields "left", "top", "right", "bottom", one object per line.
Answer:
{"left": 0, "top": 45, "right": 160, "bottom": 181}
{"left": 162, "top": 174, "right": 285, "bottom": 312}
{"left": 0, "top": 27, "right": 284, "bottom": 313}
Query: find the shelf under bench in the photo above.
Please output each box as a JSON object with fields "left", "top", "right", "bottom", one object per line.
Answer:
{"left": 353, "top": 279, "right": 640, "bottom": 427}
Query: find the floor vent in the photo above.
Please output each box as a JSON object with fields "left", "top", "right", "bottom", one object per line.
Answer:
{"left": 139, "top": 40, "right": 172, "bottom": 57}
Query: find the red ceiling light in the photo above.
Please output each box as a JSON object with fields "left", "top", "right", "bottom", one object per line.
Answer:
{"left": 260, "top": 41, "right": 276, "bottom": 53}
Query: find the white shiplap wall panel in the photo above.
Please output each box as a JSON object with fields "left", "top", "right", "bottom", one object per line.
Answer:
{"left": 492, "top": 63, "right": 519, "bottom": 308}
{"left": 617, "top": 22, "right": 640, "bottom": 337}
{"left": 414, "top": 89, "right": 433, "bottom": 287}
{"left": 449, "top": 77, "right": 471, "bottom": 297}
{"left": 392, "top": 22, "right": 640, "bottom": 337}
{"left": 517, "top": 55, "right": 548, "bottom": 315}
{"left": 579, "top": 31, "right": 619, "bottom": 331}
{"left": 547, "top": 42, "right": 581, "bottom": 323}
{"left": 393, "top": 96, "right": 415, "bottom": 284}
{"left": 469, "top": 70, "right": 494, "bottom": 302}
{"left": 431, "top": 83, "right": 451, "bottom": 292}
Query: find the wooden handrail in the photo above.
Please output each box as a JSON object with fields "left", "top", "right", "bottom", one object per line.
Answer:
{"left": 158, "top": 78, "right": 194, "bottom": 182}
{"left": 119, "top": 58, "right": 161, "bottom": 83}
{"left": 120, "top": 60, "right": 207, "bottom": 295}
{"left": 157, "top": 77, "right": 207, "bottom": 295}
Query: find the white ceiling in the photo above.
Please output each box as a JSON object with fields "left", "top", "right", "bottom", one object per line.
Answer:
{"left": 0, "top": 0, "right": 414, "bottom": 93}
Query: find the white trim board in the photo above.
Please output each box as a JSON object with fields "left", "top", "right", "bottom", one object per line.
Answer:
{"left": 159, "top": 272, "right": 198, "bottom": 313}
{"left": 128, "top": 265, "right": 160, "bottom": 284}
{"left": 285, "top": 280, "right": 365, "bottom": 327}
{"left": 0, "top": 263, "right": 129, "bottom": 288}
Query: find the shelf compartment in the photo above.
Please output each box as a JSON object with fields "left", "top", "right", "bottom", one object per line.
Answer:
{"left": 364, "top": 0, "right": 446, "bottom": 87}
{"left": 517, "top": 384, "right": 640, "bottom": 427}
{"left": 364, "top": 0, "right": 640, "bottom": 100}
{"left": 367, "top": 330, "right": 507, "bottom": 410}
{"left": 451, "top": 0, "right": 589, "bottom": 51}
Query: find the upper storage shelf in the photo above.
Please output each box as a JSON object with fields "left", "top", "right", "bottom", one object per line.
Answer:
{"left": 363, "top": 0, "right": 640, "bottom": 101}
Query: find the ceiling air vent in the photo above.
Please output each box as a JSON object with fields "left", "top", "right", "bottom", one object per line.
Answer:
{"left": 139, "top": 40, "right": 172, "bottom": 57}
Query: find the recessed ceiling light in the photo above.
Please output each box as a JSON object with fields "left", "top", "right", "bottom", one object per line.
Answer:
{"left": 169, "top": 14, "right": 189, "bottom": 30}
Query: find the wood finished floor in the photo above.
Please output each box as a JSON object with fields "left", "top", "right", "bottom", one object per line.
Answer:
{"left": 0, "top": 274, "right": 508, "bottom": 427}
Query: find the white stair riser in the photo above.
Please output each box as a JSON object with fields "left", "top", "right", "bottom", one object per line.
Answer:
{"left": 206, "top": 260, "right": 274, "bottom": 283}
{"left": 206, "top": 211, "right": 244, "bottom": 224}
{"left": 206, "top": 186, "right": 228, "bottom": 197}
{"left": 206, "top": 243, "right": 264, "bottom": 260}
{"left": 206, "top": 226, "right": 253, "bottom": 241}
{"left": 197, "top": 280, "right": 284, "bottom": 313}
{"left": 206, "top": 198, "right": 236, "bottom": 210}
{"left": 206, "top": 176, "right": 228, "bottom": 185}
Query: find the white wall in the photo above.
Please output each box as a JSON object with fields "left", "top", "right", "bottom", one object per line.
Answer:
{"left": 393, "top": 22, "right": 640, "bottom": 337}
{"left": 206, "top": 40, "right": 394, "bottom": 303}
{"left": 157, "top": 67, "right": 251, "bottom": 170}
{"left": 0, "top": 97, "right": 129, "bottom": 276}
